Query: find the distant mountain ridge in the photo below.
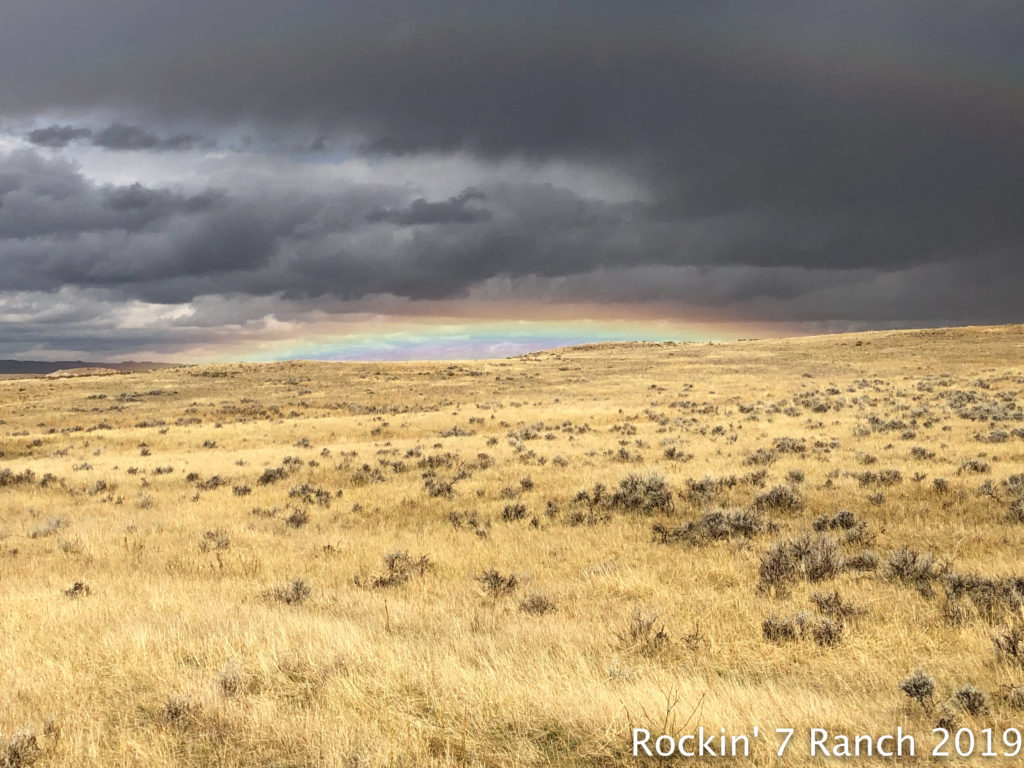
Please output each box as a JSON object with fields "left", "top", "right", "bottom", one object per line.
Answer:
{"left": 0, "top": 360, "right": 177, "bottom": 375}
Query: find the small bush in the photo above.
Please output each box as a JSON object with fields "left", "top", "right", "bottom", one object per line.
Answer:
{"left": 943, "top": 573, "right": 1024, "bottom": 624}
{"left": 758, "top": 541, "right": 802, "bottom": 596}
{"left": 762, "top": 615, "right": 799, "bottom": 643}
{"left": 289, "top": 483, "right": 332, "bottom": 507}
{"left": 1007, "top": 686, "right": 1024, "bottom": 710}
{"left": 1008, "top": 498, "right": 1024, "bottom": 524}
{"left": 958, "top": 459, "right": 990, "bottom": 475}
{"left": 424, "top": 476, "right": 456, "bottom": 498}
{"left": 888, "top": 547, "right": 945, "bottom": 597}
{"left": 845, "top": 550, "right": 879, "bottom": 572}
{"left": 900, "top": 669, "right": 936, "bottom": 710}
{"left": 652, "top": 508, "right": 767, "bottom": 546}
{"left": 618, "top": 610, "right": 670, "bottom": 656}
{"left": 810, "top": 590, "right": 865, "bottom": 621}
{"left": 802, "top": 536, "right": 844, "bottom": 582}
{"left": 267, "top": 578, "right": 311, "bottom": 605}
{"left": 663, "top": 447, "right": 694, "bottom": 462}
{"left": 519, "top": 593, "right": 558, "bottom": 615}
{"left": 774, "top": 437, "right": 807, "bottom": 455}
{"left": 992, "top": 624, "right": 1024, "bottom": 666}
{"left": 1004, "top": 473, "right": 1024, "bottom": 498}
{"left": 762, "top": 612, "right": 842, "bottom": 646}
{"left": 3, "top": 728, "right": 42, "bottom": 768}
{"left": 935, "top": 704, "right": 959, "bottom": 731}
{"left": 161, "top": 695, "right": 200, "bottom": 725}
{"left": 813, "top": 510, "right": 858, "bottom": 531}
{"left": 681, "top": 475, "right": 736, "bottom": 507}
{"left": 477, "top": 569, "right": 519, "bottom": 598}
{"left": 610, "top": 473, "right": 674, "bottom": 515}
{"left": 743, "top": 448, "right": 776, "bottom": 467}
{"left": 195, "top": 475, "right": 227, "bottom": 491}
{"left": 953, "top": 685, "right": 990, "bottom": 716}
{"left": 360, "top": 551, "right": 432, "bottom": 589}
{"left": 810, "top": 617, "right": 844, "bottom": 647}
{"left": 501, "top": 503, "right": 527, "bottom": 522}
{"left": 257, "top": 466, "right": 287, "bottom": 485}
{"left": 63, "top": 581, "right": 91, "bottom": 599}
{"left": 815, "top": 511, "right": 873, "bottom": 545}
{"left": 758, "top": 535, "right": 844, "bottom": 595}
{"left": 753, "top": 485, "right": 804, "bottom": 514}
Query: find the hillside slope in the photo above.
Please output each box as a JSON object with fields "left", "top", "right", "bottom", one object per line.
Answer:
{"left": 0, "top": 324, "right": 1022, "bottom": 766}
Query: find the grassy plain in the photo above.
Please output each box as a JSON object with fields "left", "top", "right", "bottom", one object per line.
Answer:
{"left": 1, "top": 325, "right": 1024, "bottom": 766}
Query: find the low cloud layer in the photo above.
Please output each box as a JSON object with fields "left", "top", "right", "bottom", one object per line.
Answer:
{"left": 26, "top": 122, "right": 201, "bottom": 151}
{"left": 1, "top": 2, "right": 1022, "bottom": 358}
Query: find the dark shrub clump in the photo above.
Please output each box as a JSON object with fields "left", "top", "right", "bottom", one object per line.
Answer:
{"left": 900, "top": 669, "right": 936, "bottom": 710}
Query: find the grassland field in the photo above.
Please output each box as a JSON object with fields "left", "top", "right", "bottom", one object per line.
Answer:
{"left": 2, "top": 325, "right": 1024, "bottom": 767}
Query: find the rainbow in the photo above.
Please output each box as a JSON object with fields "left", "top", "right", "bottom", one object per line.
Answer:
{"left": 196, "top": 313, "right": 795, "bottom": 363}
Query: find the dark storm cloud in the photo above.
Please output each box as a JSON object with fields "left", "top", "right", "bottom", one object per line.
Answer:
{"left": 26, "top": 124, "right": 93, "bottom": 148}
{"left": 367, "top": 189, "right": 491, "bottom": 226}
{"left": 1, "top": 0, "right": 1023, "bottom": 356}
{"left": 3, "top": 146, "right": 1023, "bottom": 331}
{"left": 91, "top": 123, "right": 198, "bottom": 151}
{"left": 0, "top": 1, "right": 1017, "bottom": 272}
{"left": 0, "top": 151, "right": 309, "bottom": 295}
{"left": 0, "top": 152, "right": 222, "bottom": 240}
{"left": 26, "top": 123, "right": 201, "bottom": 151}
{"left": 0, "top": 151, "right": 645, "bottom": 303}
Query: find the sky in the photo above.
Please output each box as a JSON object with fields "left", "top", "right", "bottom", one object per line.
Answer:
{"left": 1, "top": 1, "right": 1022, "bottom": 362}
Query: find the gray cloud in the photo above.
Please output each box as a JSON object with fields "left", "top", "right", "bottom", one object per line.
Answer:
{"left": 26, "top": 122, "right": 202, "bottom": 151}
{"left": 24, "top": 121, "right": 203, "bottom": 151}
{"left": 0, "top": 152, "right": 222, "bottom": 240}
{"left": 367, "top": 189, "right": 490, "bottom": 226}
{"left": 0, "top": 1, "right": 1022, "bottom": 356}
{"left": 26, "top": 124, "right": 93, "bottom": 148}
{"left": 91, "top": 122, "right": 198, "bottom": 151}
{"left": 2, "top": 147, "right": 1023, "bottom": 323}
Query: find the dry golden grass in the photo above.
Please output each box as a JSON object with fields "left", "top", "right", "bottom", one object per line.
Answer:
{"left": 1, "top": 324, "right": 1023, "bottom": 766}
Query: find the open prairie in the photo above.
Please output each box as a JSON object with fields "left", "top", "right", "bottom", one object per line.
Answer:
{"left": 2, "top": 325, "right": 1024, "bottom": 766}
